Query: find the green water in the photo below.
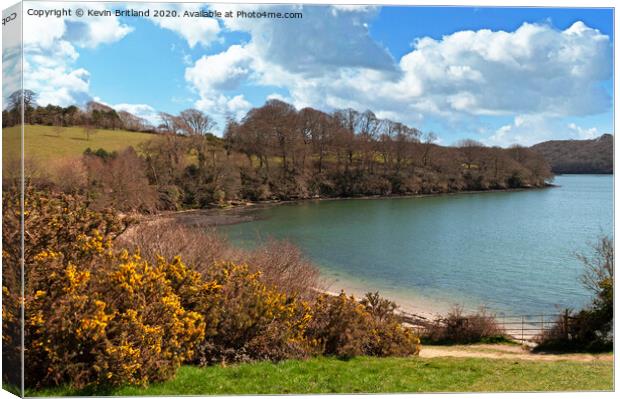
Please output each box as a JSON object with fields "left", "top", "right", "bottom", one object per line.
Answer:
{"left": 223, "top": 175, "right": 613, "bottom": 315}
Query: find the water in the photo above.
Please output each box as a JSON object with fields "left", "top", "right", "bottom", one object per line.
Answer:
{"left": 222, "top": 175, "right": 613, "bottom": 316}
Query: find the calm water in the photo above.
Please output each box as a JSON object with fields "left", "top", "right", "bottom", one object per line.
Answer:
{"left": 223, "top": 175, "right": 613, "bottom": 315}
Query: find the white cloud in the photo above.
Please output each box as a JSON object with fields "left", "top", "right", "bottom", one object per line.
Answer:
{"left": 195, "top": 93, "right": 252, "bottom": 122}
{"left": 113, "top": 103, "right": 161, "bottom": 125}
{"left": 186, "top": 45, "right": 254, "bottom": 92}
{"left": 186, "top": 8, "right": 611, "bottom": 139}
{"left": 25, "top": 2, "right": 133, "bottom": 49}
{"left": 486, "top": 115, "right": 605, "bottom": 147}
{"left": 567, "top": 123, "right": 600, "bottom": 140}
{"left": 396, "top": 21, "right": 612, "bottom": 118}
{"left": 23, "top": 2, "right": 133, "bottom": 107}
{"left": 129, "top": 3, "right": 220, "bottom": 48}
{"left": 225, "top": 95, "right": 253, "bottom": 119}
{"left": 185, "top": 5, "right": 397, "bottom": 121}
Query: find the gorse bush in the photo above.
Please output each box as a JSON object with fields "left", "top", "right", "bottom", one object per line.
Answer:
{"left": 306, "top": 292, "right": 420, "bottom": 358}
{"left": 26, "top": 248, "right": 205, "bottom": 388}
{"left": 3, "top": 187, "right": 421, "bottom": 390}
{"left": 193, "top": 262, "right": 315, "bottom": 365}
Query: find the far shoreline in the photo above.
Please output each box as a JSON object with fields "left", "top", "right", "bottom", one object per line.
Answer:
{"left": 134, "top": 183, "right": 558, "bottom": 229}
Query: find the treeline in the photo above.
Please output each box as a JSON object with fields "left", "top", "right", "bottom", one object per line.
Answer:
{"left": 12, "top": 93, "right": 553, "bottom": 212}
{"left": 2, "top": 90, "right": 156, "bottom": 133}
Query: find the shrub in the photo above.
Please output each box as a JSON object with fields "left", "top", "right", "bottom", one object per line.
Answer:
{"left": 192, "top": 262, "right": 314, "bottom": 365}
{"left": 24, "top": 237, "right": 205, "bottom": 389}
{"left": 306, "top": 292, "right": 420, "bottom": 358}
{"left": 117, "top": 221, "right": 232, "bottom": 269}
{"left": 422, "top": 305, "right": 506, "bottom": 344}
{"left": 3, "top": 187, "right": 202, "bottom": 389}
{"left": 360, "top": 292, "right": 422, "bottom": 357}
{"left": 245, "top": 238, "right": 321, "bottom": 298}
{"left": 535, "top": 236, "right": 613, "bottom": 352}
{"left": 119, "top": 222, "right": 321, "bottom": 299}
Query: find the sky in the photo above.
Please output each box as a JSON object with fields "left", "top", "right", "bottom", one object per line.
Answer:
{"left": 10, "top": 2, "right": 615, "bottom": 146}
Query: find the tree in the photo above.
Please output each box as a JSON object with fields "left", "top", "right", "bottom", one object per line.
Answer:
{"left": 83, "top": 123, "right": 96, "bottom": 141}
{"left": 52, "top": 115, "right": 64, "bottom": 137}
{"left": 178, "top": 109, "right": 216, "bottom": 135}
{"left": 8, "top": 89, "right": 37, "bottom": 123}
{"left": 578, "top": 235, "right": 613, "bottom": 317}
{"left": 421, "top": 131, "right": 437, "bottom": 167}
{"left": 158, "top": 112, "right": 183, "bottom": 134}
{"left": 457, "top": 139, "right": 485, "bottom": 169}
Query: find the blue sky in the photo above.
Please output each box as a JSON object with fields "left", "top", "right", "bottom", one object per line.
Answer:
{"left": 20, "top": 3, "right": 614, "bottom": 146}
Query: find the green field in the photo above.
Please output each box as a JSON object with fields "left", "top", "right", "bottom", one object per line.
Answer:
{"left": 2, "top": 125, "right": 155, "bottom": 161}
{"left": 27, "top": 355, "right": 613, "bottom": 396}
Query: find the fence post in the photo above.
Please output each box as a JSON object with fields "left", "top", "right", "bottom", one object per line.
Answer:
{"left": 521, "top": 315, "right": 524, "bottom": 342}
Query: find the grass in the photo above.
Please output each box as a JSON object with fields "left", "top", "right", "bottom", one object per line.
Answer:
{"left": 27, "top": 355, "right": 613, "bottom": 396}
{"left": 2, "top": 125, "right": 155, "bottom": 161}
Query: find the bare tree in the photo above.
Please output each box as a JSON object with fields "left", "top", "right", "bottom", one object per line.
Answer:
{"left": 457, "top": 139, "right": 485, "bottom": 169}
{"left": 52, "top": 115, "right": 64, "bottom": 137}
{"left": 83, "top": 123, "right": 96, "bottom": 141}
{"left": 421, "top": 131, "right": 438, "bottom": 167}
{"left": 578, "top": 235, "right": 613, "bottom": 294}
{"left": 178, "top": 109, "right": 216, "bottom": 135}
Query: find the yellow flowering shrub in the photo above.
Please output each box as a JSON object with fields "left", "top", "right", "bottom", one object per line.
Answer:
{"left": 305, "top": 292, "right": 420, "bottom": 358}
{"left": 192, "top": 262, "right": 315, "bottom": 364}
{"left": 25, "top": 245, "right": 205, "bottom": 389}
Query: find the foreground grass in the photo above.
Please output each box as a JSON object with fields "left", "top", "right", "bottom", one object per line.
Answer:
{"left": 3, "top": 125, "right": 154, "bottom": 161}
{"left": 28, "top": 355, "right": 613, "bottom": 396}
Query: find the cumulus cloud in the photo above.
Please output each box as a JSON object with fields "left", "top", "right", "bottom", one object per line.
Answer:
{"left": 195, "top": 93, "right": 252, "bottom": 121}
{"left": 23, "top": 2, "right": 133, "bottom": 107}
{"left": 130, "top": 3, "right": 220, "bottom": 48}
{"left": 184, "top": 4, "right": 611, "bottom": 141}
{"left": 567, "top": 122, "right": 601, "bottom": 140}
{"left": 224, "top": 5, "right": 395, "bottom": 74}
{"left": 486, "top": 114, "right": 605, "bottom": 146}
{"left": 184, "top": 5, "right": 397, "bottom": 120}
{"left": 113, "top": 103, "right": 161, "bottom": 125}
{"left": 397, "top": 21, "right": 612, "bottom": 117}
{"left": 186, "top": 45, "right": 254, "bottom": 92}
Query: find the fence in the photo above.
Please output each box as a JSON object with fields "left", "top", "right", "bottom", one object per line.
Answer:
{"left": 401, "top": 310, "right": 572, "bottom": 344}
{"left": 497, "top": 311, "right": 570, "bottom": 343}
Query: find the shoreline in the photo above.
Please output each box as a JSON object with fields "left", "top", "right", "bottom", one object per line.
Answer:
{"left": 134, "top": 184, "right": 558, "bottom": 228}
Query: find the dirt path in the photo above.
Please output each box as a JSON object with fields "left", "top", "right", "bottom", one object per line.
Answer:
{"left": 420, "top": 344, "right": 613, "bottom": 362}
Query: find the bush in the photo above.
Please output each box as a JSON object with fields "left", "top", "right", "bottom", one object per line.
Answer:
{"left": 422, "top": 306, "right": 506, "bottom": 345}
{"left": 192, "top": 262, "right": 314, "bottom": 365}
{"left": 535, "top": 236, "right": 613, "bottom": 352}
{"left": 245, "top": 238, "right": 320, "bottom": 298}
{"left": 306, "top": 292, "right": 420, "bottom": 358}
{"left": 24, "top": 234, "right": 205, "bottom": 389}
{"left": 119, "top": 222, "right": 321, "bottom": 299}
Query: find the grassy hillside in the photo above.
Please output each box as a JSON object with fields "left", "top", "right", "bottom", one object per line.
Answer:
{"left": 28, "top": 355, "right": 613, "bottom": 395}
{"left": 531, "top": 134, "right": 613, "bottom": 174}
{"left": 2, "top": 125, "right": 155, "bottom": 161}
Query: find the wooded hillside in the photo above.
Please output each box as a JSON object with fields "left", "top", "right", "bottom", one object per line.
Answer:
{"left": 530, "top": 134, "right": 613, "bottom": 174}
